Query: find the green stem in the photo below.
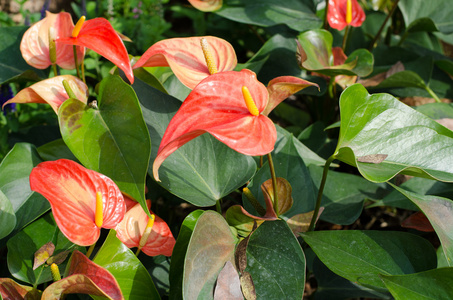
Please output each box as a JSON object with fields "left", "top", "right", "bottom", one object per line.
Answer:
{"left": 308, "top": 155, "right": 335, "bottom": 231}
{"left": 370, "top": 0, "right": 400, "bottom": 50}
{"left": 342, "top": 25, "right": 351, "bottom": 52}
{"left": 267, "top": 153, "right": 279, "bottom": 216}
{"left": 426, "top": 86, "right": 441, "bottom": 103}
{"left": 323, "top": 0, "right": 329, "bottom": 29}
{"left": 135, "top": 248, "right": 141, "bottom": 256}
{"left": 85, "top": 243, "right": 96, "bottom": 259}
{"left": 243, "top": 187, "right": 266, "bottom": 216}
{"left": 52, "top": 64, "right": 58, "bottom": 77}
{"left": 216, "top": 198, "right": 222, "bottom": 214}
{"left": 62, "top": 80, "right": 77, "bottom": 99}
{"left": 73, "top": 45, "right": 81, "bottom": 79}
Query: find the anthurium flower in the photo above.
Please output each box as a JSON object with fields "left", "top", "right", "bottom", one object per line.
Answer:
{"left": 132, "top": 36, "right": 237, "bottom": 89}
{"left": 2, "top": 75, "right": 88, "bottom": 113}
{"left": 327, "top": 0, "right": 365, "bottom": 30}
{"left": 20, "top": 11, "right": 85, "bottom": 70}
{"left": 116, "top": 200, "right": 175, "bottom": 256}
{"left": 57, "top": 17, "right": 134, "bottom": 84}
{"left": 152, "top": 69, "right": 318, "bottom": 181}
{"left": 30, "top": 159, "right": 126, "bottom": 246}
{"left": 188, "top": 0, "right": 223, "bottom": 12}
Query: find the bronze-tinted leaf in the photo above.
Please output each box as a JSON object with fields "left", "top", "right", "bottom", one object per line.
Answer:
{"left": 33, "top": 242, "right": 55, "bottom": 270}
{"left": 240, "top": 271, "right": 256, "bottom": 300}
{"left": 214, "top": 261, "right": 242, "bottom": 300}
{"left": 261, "top": 177, "right": 293, "bottom": 216}
{"left": 286, "top": 208, "right": 324, "bottom": 235}
{"left": 0, "top": 278, "right": 41, "bottom": 300}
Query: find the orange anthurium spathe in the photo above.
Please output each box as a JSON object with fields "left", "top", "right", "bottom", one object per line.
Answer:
{"left": 152, "top": 69, "right": 318, "bottom": 181}
{"left": 133, "top": 36, "right": 236, "bottom": 89}
{"left": 57, "top": 17, "right": 134, "bottom": 84}
{"left": 116, "top": 200, "right": 175, "bottom": 256}
{"left": 2, "top": 75, "right": 88, "bottom": 113}
{"left": 20, "top": 11, "right": 85, "bottom": 70}
{"left": 327, "top": 0, "right": 365, "bottom": 31}
{"left": 30, "top": 159, "right": 126, "bottom": 246}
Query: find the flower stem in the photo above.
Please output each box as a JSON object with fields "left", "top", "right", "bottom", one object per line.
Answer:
{"left": 426, "top": 86, "right": 441, "bottom": 103}
{"left": 308, "top": 155, "right": 335, "bottom": 231}
{"left": 85, "top": 243, "right": 96, "bottom": 259}
{"left": 73, "top": 45, "right": 81, "bottom": 79}
{"left": 216, "top": 199, "right": 222, "bottom": 214}
{"left": 369, "top": 0, "right": 400, "bottom": 50}
{"left": 323, "top": 0, "right": 329, "bottom": 29}
{"left": 267, "top": 153, "right": 279, "bottom": 216}
{"left": 52, "top": 64, "right": 58, "bottom": 77}
{"left": 342, "top": 25, "right": 351, "bottom": 52}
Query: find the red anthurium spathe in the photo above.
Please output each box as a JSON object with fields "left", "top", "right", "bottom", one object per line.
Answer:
{"left": 57, "top": 17, "right": 134, "bottom": 84}
{"left": 188, "top": 0, "right": 223, "bottom": 12}
{"left": 133, "top": 36, "right": 236, "bottom": 89}
{"left": 30, "top": 159, "right": 126, "bottom": 246}
{"left": 2, "top": 75, "right": 88, "bottom": 114}
{"left": 21, "top": 11, "right": 85, "bottom": 70}
{"left": 152, "top": 69, "right": 318, "bottom": 181}
{"left": 327, "top": 0, "right": 365, "bottom": 31}
{"left": 116, "top": 200, "right": 175, "bottom": 256}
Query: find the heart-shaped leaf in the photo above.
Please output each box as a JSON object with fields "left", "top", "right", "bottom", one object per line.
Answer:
{"left": 0, "top": 278, "right": 41, "bottom": 300}
{"left": 301, "top": 230, "right": 437, "bottom": 290}
{"left": 246, "top": 220, "right": 305, "bottom": 298}
{"left": 333, "top": 84, "right": 453, "bottom": 183}
{"left": 183, "top": 211, "right": 237, "bottom": 300}
{"left": 59, "top": 75, "right": 150, "bottom": 214}
{"left": 93, "top": 230, "right": 160, "bottom": 300}
{"left": 213, "top": 261, "right": 242, "bottom": 300}
{"left": 381, "top": 267, "right": 453, "bottom": 299}
{"left": 0, "top": 189, "right": 15, "bottom": 240}
{"left": 399, "top": 0, "right": 453, "bottom": 34}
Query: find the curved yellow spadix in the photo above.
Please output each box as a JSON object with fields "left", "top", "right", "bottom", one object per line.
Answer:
{"left": 242, "top": 86, "right": 260, "bottom": 116}
{"left": 346, "top": 0, "right": 352, "bottom": 24}
{"left": 139, "top": 214, "right": 155, "bottom": 249}
{"left": 200, "top": 38, "right": 218, "bottom": 75}
{"left": 95, "top": 191, "right": 103, "bottom": 228}
{"left": 72, "top": 16, "right": 86, "bottom": 38}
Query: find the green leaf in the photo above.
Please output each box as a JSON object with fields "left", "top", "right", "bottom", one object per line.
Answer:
{"left": 373, "top": 70, "right": 427, "bottom": 89}
{"left": 0, "top": 189, "right": 15, "bottom": 239}
{"left": 169, "top": 210, "right": 204, "bottom": 300}
{"left": 296, "top": 29, "right": 374, "bottom": 77}
{"left": 381, "top": 267, "right": 453, "bottom": 299}
{"left": 0, "top": 26, "right": 45, "bottom": 84}
{"left": 0, "top": 143, "right": 49, "bottom": 244}
{"left": 246, "top": 220, "right": 305, "bottom": 298}
{"left": 37, "top": 139, "right": 78, "bottom": 162}
{"left": 415, "top": 102, "right": 453, "bottom": 119}
{"left": 216, "top": 0, "right": 321, "bottom": 32}
{"left": 59, "top": 75, "right": 150, "bottom": 213}
{"left": 334, "top": 84, "right": 453, "bottom": 183}
{"left": 183, "top": 211, "right": 237, "bottom": 300}
{"left": 309, "top": 165, "right": 387, "bottom": 225}
{"left": 399, "top": 0, "right": 453, "bottom": 34}
{"left": 390, "top": 184, "right": 453, "bottom": 266}
{"left": 93, "top": 230, "right": 160, "bottom": 300}
{"left": 301, "top": 230, "right": 437, "bottom": 290}
{"left": 7, "top": 213, "right": 79, "bottom": 285}
{"left": 133, "top": 77, "right": 257, "bottom": 207}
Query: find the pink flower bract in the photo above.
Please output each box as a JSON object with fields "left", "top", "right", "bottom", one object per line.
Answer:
{"left": 327, "top": 0, "right": 365, "bottom": 31}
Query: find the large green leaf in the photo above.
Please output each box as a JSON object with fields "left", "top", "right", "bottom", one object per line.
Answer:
{"left": 296, "top": 29, "right": 374, "bottom": 77}
{"left": 133, "top": 77, "right": 257, "bottom": 207}
{"left": 59, "top": 75, "right": 150, "bottom": 211}
{"left": 381, "top": 267, "right": 453, "bottom": 299}
{"left": 7, "top": 213, "right": 79, "bottom": 286}
{"left": 183, "top": 211, "right": 237, "bottom": 300}
{"left": 302, "top": 230, "right": 437, "bottom": 290}
{"left": 333, "top": 84, "right": 453, "bottom": 183}
{"left": 216, "top": 0, "right": 321, "bottom": 32}
{"left": 0, "top": 26, "right": 45, "bottom": 84}
{"left": 0, "top": 143, "right": 49, "bottom": 245}
{"left": 391, "top": 184, "right": 453, "bottom": 267}
{"left": 0, "top": 189, "right": 15, "bottom": 239}
{"left": 399, "top": 0, "right": 453, "bottom": 34}
{"left": 93, "top": 230, "right": 160, "bottom": 300}
{"left": 246, "top": 220, "right": 305, "bottom": 299}
{"left": 169, "top": 210, "right": 204, "bottom": 300}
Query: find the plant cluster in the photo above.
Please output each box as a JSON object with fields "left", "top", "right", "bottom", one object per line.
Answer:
{"left": 1, "top": 0, "right": 453, "bottom": 299}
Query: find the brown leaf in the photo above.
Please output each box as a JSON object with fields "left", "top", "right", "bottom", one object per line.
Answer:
{"left": 46, "top": 250, "right": 71, "bottom": 266}
{"left": 240, "top": 271, "right": 256, "bottom": 300}
{"left": 295, "top": 39, "right": 308, "bottom": 67}
{"left": 402, "top": 211, "right": 434, "bottom": 232}
{"left": 214, "top": 261, "right": 243, "bottom": 300}
{"left": 286, "top": 207, "right": 325, "bottom": 235}
{"left": 436, "top": 118, "right": 453, "bottom": 131}
{"left": 0, "top": 278, "right": 41, "bottom": 300}
{"left": 357, "top": 154, "right": 388, "bottom": 164}
{"left": 235, "top": 221, "right": 257, "bottom": 274}
{"left": 33, "top": 242, "right": 55, "bottom": 270}
{"left": 386, "top": 61, "right": 405, "bottom": 78}
{"left": 261, "top": 177, "right": 293, "bottom": 217}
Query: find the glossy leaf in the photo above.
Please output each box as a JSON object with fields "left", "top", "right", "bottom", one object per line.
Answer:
{"left": 183, "top": 211, "right": 237, "bottom": 300}
{"left": 381, "top": 267, "right": 453, "bottom": 299}
{"left": 59, "top": 75, "right": 150, "bottom": 212}
{"left": 134, "top": 76, "right": 257, "bottom": 207}
{"left": 216, "top": 0, "right": 322, "bottom": 32}
{"left": 188, "top": 0, "right": 222, "bottom": 12}
{"left": 43, "top": 250, "right": 123, "bottom": 300}
{"left": 33, "top": 242, "right": 55, "bottom": 270}
{"left": 0, "top": 189, "right": 15, "bottom": 240}
{"left": 0, "top": 143, "right": 49, "bottom": 244}
{"left": 0, "top": 278, "right": 41, "bottom": 300}
{"left": 20, "top": 11, "right": 84, "bottom": 70}
{"left": 93, "top": 230, "right": 160, "bottom": 300}
{"left": 327, "top": 0, "right": 366, "bottom": 31}
{"left": 7, "top": 213, "right": 80, "bottom": 285}
{"left": 391, "top": 184, "right": 453, "bottom": 266}
{"left": 226, "top": 205, "right": 263, "bottom": 238}
{"left": 169, "top": 210, "right": 204, "bottom": 300}
{"left": 30, "top": 159, "right": 126, "bottom": 246}
{"left": 296, "top": 29, "right": 373, "bottom": 77}
{"left": 399, "top": 0, "right": 453, "bottom": 34}
{"left": 246, "top": 220, "right": 305, "bottom": 299}
{"left": 133, "top": 36, "right": 237, "bottom": 89}
{"left": 57, "top": 18, "right": 134, "bottom": 83}
{"left": 302, "top": 230, "right": 437, "bottom": 290}
{"left": 0, "top": 26, "right": 45, "bottom": 84}
{"left": 333, "top": 84, "right": 453, "bottom": 183}
{"left": 2, "top": 75, "right": 88, "bottom": 113}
